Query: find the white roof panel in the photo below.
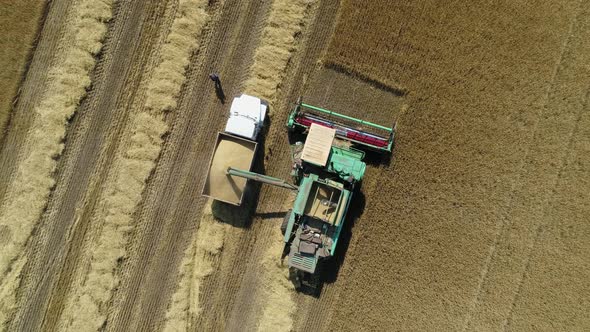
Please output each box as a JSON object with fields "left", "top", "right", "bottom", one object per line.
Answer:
{"left": 301, "top": 124, "right": 335, "bottom": 166}
{"left": 225, "top": 94, "right": 265, "bottom": 140}
{"left": 230, "top": 94, "right": 261, "bottom": 120}
{"left": 225, "top": 117, "right": 256, "bottom": 139}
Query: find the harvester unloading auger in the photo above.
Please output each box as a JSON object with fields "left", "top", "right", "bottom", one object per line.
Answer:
{"left": 203, "top": 96, "right": 394, "bottom": 293}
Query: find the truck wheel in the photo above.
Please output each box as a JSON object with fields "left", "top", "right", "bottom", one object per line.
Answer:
{"left": 281, "top": 209, "right": 292, "bottom": 235}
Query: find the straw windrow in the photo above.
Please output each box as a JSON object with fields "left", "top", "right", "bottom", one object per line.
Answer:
{"left": 57, "top": 1, "right": 211, "bottom": 330}
{"left": 0, "top": 2, "right": 114, "bottom": 327}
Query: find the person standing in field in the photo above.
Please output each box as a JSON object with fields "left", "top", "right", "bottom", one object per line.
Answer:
{"left": 209, "top": 73, "right": 220, "bottom": 83}
{"left": 209, "top": 73, "right": 225, "bottom": 104}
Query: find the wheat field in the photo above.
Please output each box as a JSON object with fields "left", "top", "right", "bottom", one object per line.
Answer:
{"left": 324, "top": 0, "right": 590, "bottom": 330}
{"left": 0, "top": 0, "right": 588, "bottom": 331}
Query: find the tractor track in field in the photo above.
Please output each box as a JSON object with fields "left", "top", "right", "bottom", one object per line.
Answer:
{"left": 105, "top": 1, "right": 273, "bottom": 330}
{"left": 8, "top": 0, "right": 174, "bottom": 330}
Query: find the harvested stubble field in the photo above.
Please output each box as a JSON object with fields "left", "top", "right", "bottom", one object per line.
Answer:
{"left": 0, "top": 0, "right": 588, "bottom": 331}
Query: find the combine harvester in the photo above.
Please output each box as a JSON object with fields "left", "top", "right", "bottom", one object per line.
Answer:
{"left": 203, "top": 97, "right": 394, "bottom": 292}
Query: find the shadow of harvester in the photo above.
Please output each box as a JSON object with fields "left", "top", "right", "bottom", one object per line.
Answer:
{"left": 320, "top": 188, "right": 366, "bottom": 286}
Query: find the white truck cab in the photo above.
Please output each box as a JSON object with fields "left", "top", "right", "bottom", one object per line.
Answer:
{"left": 224, "top": 94, "right": 268, "bottom": 141}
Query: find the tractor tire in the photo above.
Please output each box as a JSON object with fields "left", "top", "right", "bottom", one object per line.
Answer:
{"left": 289, "top": 267, "right": 303, "bottom": 290}
{"left": 281, "top": 209, "right": 292, "bottom": 235}
{"left": 306, "top": 271, "right": 322, "bottom": 297}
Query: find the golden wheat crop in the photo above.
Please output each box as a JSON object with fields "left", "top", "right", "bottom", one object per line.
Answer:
{"left": 0, "top": 255, "right": 26, "bottom": 325}
{"left": 58, "top": 113, "right": 167, "bottom": 331}
{"left": 323, "top": 1, "right": 590, "bottom": 331}
{"left": 0, "top": 1, "right": 113, "bottom": 328}
{"left": 145, "top": 0, "right": 210, "bottom": 113}
{"left": 163, "top": 211, "right": 225, "bottom": 332}
{"left": 325, "top": 1, "right": 408, "bottom": 93}
{"left": 256, "top": 234, "right": 296, "bottom": 332}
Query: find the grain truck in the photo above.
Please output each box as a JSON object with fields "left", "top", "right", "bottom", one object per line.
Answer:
{"left": 202, "top": 94, "right": 269, "bottom": 205}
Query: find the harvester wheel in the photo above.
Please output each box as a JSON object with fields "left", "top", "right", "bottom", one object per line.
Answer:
{"left": 281, "top": 209, "right": 292, "bottom": 235}
{"left": 289, "top": 267, "right": 302, "bottom": 290}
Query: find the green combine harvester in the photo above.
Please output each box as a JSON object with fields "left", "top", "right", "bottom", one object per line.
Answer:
{"left": 204, "top": 98, "right": 394, "bottom": 292}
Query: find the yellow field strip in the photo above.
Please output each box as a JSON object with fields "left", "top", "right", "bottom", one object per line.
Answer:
{"left": 243, "top": 0, "right": 315, "bottom": 102}
{"left": 163, "top": 211, "right": 225, "bottom": 331}
{"left": 256, "top": 236, "right": 298, "bottom": 332}
{"left": 0, "top": 0, "right": 113, "bottom": 302}
{"left": 55, "top": 1, "right": 212, "bottom": 330}
{"left": 0, "top": 255, "right": 26, "bottom": 327}
{"left": 247, "top": 1, "right": 316, "bottom": 330}
{"left": 57, "top": 114, "right": 167, "bottom": 331}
